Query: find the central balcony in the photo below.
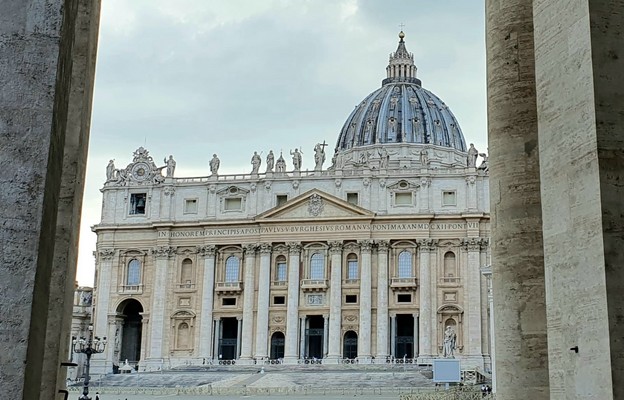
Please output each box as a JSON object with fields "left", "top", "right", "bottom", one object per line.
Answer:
{"left": 215, "top": 281, "right": 243, "bottom": 294}
{"left": 300, "top": 279, "right": 328, "bottom": 292}
{"left": 390, "top": 277, "right": 418, "bottom": 291}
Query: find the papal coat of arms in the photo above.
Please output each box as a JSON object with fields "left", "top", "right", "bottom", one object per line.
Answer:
{"left": 307, "top": 194, "right": 324, "bottom": 217}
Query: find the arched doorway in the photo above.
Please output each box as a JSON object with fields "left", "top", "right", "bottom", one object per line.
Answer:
{"left": 270, "top": 332, "right": 285, "bottom": 360}
{"left": 117, "top": 299, "right": 143, "bottom": 367}
{"left": 343, "top": 331, "right": 358, "bottom": 359}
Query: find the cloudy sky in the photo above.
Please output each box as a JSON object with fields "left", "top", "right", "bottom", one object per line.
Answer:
{"left": 76, "top": 0, "right": 487, "bottom": 285}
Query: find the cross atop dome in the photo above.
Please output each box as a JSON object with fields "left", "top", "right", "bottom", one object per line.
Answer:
{"left": 384, "top": 31, "right": 420, "bottom": 86}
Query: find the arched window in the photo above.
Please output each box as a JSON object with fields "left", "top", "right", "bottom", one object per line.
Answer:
{"left": 443, "top": 252, "right": 456, "bottom": 277}
{"left": 310, "top": 253, "right": 325, "bottom": 280}
{"left": 398, "top": 251, "right": 412, "bottom": 278}
{"left": 225, "top": 256, "right": 240, "bottom": 282}
{"left": 347, "top": 253, "right": 358, "bottom": 280}
{"left": 180, "top": 258, "right": 193, "bottom": 285}
{"left": 275, "top": 255, "right": 287, "bottom": 282}
{"left": 177, "top": 322, "right": 190, "bottom": 349}
{"left": 127, "top": 259, "right": 141, "bottom": 285}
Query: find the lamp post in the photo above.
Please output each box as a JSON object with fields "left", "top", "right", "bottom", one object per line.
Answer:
{"left": 72, "top": 325, "right": 107, "bottom": 400}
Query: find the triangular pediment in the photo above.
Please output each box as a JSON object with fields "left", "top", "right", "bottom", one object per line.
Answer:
{"left": 256, "top": 189, "right": 375, "bottom": 221}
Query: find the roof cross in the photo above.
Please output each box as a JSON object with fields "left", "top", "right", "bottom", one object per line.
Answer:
{"left": 399, "top": 23, "right": 405, "bottom": 31}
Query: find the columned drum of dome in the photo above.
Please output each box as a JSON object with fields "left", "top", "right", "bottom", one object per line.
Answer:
{"left": 336, "top": 32, "right": 466, "bottom": 152}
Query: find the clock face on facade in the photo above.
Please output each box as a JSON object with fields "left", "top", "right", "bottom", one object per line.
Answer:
{"left": 131, "top": 162, "right": 150, "bottom": 181}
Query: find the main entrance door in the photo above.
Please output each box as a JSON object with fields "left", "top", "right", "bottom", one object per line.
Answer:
{"left": 395, "top": 314, "right": 414, "bottom": 358}
{"left": 305, "top": 315, "right": 324, "bottom": 359}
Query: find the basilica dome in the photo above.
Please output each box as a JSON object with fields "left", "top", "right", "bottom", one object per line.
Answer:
{"left": 335, "top": 32, "right": 467, "bottom": 152}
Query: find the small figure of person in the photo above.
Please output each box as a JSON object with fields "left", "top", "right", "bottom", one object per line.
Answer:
{"left": 443, "top": 325, "right": 457, "bottom": 358}
{"left": 266, "top": 150, "right": 275, "bottom": 172}
{"left": 106, "top": 159, "right": 115, "bottom": 181}
{"left": 420, "top": 149, "right": 430, "bottom": 166}
{"left": 209, "top": 154, "right": 220, "bottom": 175}
{"left": 250, "top": 151, "right": 261, "bottom": 174}
{"left": 290, "top": 148, "right": 302, "bottom": 171}
{"left": 378, "top": 147, "right": 389, "bottom": 169}
{"left": 313, "top": 142, "right": 326, "bottom": 171}
{"left": 467, "top": 143, "right": 479, "bottom": 168}
{"left": 164, "top": 155, "right": 176, "bottom": 177}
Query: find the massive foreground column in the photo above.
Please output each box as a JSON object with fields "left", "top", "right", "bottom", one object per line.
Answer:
{"left": 486, "top": 0, "right": 549, "bottom": 397}
{"left": 533, "top": 1, "right": 624, "bottom": 397}
{"left": 0, "top": 1, "right": 101, "bottom": 399}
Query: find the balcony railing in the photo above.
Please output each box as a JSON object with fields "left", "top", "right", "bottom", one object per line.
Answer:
{"left": 342, "top": 278, "right": 360, "bottom": 287}
{"left": 300, "top": 279, "right": 328, "bottom": 291}
{"left": 175, "top": 282, "right": 196, "bottom": 290}
{"left": 215, "top": 281, "right": 243, "bottom": 293}
{"left": 271, "top": 280, "right": 288, "bottom": 287}
{"left": 439, "top": 277, "right": 461, "bottom": 284}
{"left": 390, "top": 277, "right": 418, "bottom": 290}
{"left": 119, "top": 284, "right": 143, "bottom": 293}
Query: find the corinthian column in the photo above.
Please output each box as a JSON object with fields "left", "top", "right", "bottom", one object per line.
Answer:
{"left": 149, "top": 246, "right": 175, "bottom": 360}
{"left": 284, "top": 242, "right": 301, "bottom": 362}
{"left": 375, "top": 241, "right": 389, "bottom": 358}
{"left": 418, "top": 240, "right": 432, "bottom": 358}
{"left": 198, "top": 245, "right": 216, "bottom": 359}
{"left": 358, "top": 240, "right": 372, "bottom": 359}
{"left": 254, "top": 243, "right": 272, "bottom": 359}
{"left": 327, "top": 241, "right": 343, "bottom": 360}
{"left": 240, "top": 244, "right": 257, "bottom": 360}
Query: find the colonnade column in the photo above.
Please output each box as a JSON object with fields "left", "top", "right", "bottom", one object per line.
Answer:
{"left": 198, "top": 245, "right": 216, "bottom": 360}
{"left": 327, "top": 241, "right": 343, "bottom": 360}
{"left": 375, "top": 241, "right": 389, "bottom": 358}
{"left": 254, "top": 243, "right": 272, "bottom": 359}
{"left": 358, "top": 240, "right": 372, "bottom": 359}
{"left": 240, "top": 244, "right": 257, "bottom": 360}
{"left": 149, "top": 246, "right": 174, "bottom": 361}
{"left": 463, "top": 238, "right": 483, "bottom": 365}
{"left": 417, "top": 240, "right": 432, "bottom": 358}
{"left": 284, "top": 242, "right": 301, "bottom": 362}
{"left": 486, "top": 0, "right": 549, "bottom": 397}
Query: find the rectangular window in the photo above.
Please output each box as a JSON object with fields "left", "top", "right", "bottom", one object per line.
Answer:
{"left": 345, "top": 294, "right": 358, "bottom": 304}
{"left": 184, "top": 199, "right": 198, "bottom": 214}
{"left": 397, "top": 294, "right": 412, "bottom": 303}
{"left": 276, "top": 262, "right": 287, "bottom": 282}
{"left": 222, "top": 298, "right": 236, "bottom": 306}
{"left": 224, "top": 197, "right": 242, "bottom": 211}
{"left": 347, "top": 259, "right": 358, "bottom": 280}
{"left": 442, "top": 191, "right": 457, "bottom": 206}
{"left": 395, "top": 192, "right": 412, "bottom": 206}
{"left": 129, "top": 193, "right": 147, "bottom": 215}
{"left": 346, "top": 192, "right": 359, "bottom": 206}
{"left": 276, "top": 195, "right": 288, "bottom": 207}
{"left": 273, "top": 296, "right": 286, "bottom": 305}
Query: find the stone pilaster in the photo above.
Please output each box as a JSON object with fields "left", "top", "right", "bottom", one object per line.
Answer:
{"left": 358, "top": 240, "right": 372, "bottom": 358}
{"left": 94, "top": 249, "right": 115, "bottom": 339}
{"left": 213, "top": 319, "right": 221, "bottom": 360}
{"left": 465, "top": 175, "right": 477, "bottom": 211}
{"left": 284, "top": 242, "right": 301, "bottom": 362}
{"left": 323, "top": 314, "right": 329, "bottom": 357}
{"left": 390, "top": 314, "right": 396, "bottom": 357}
{"left": 236, "top": 316, "right": 243, "bottom": 359}
{"left": 198, "top": 245, "right": 216, "bottom": 359}
{"left": 148, "top": 246, "right": 175, "bottom": 360}
{"left": 419, "top": 177, "right": 431, "bottom": 212}
{"left": 486, "top": 0, "right": 549, "bottom": 397}
{"left": 254, "top": 243, "right": 272, "bottom": 359}
{"left": 240, "top": 244, "right": 257, "bottom": 359}
{"left": 463, "top": 238, "right": 484, "bottom": 367}
{"left": 375, "top": 240, "right": 389, "bottom": 358}
{"left": 418, "top": 240, "right": 433, "bottom": 358}
{"left": 413, "top": 313, "right": 420, "bottom": 357}
{"left": 327, "top": 241, "right": 343, "bottom": 360}
{"left": 299, "top": 317, "right": 306, "bottom": 358}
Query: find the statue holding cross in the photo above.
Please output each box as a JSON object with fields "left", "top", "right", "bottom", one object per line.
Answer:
{"left": 314, "top": 141, "right": 328, "bottom": 171}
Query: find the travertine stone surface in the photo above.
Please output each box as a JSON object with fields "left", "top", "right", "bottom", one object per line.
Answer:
{"left": 486, "top": 0, "right": 549, "bottom": 398}
{"left": 0, "top": 0, "right": 100, "bottom": 399}
{"left": 534, "top": 0, "right": 624, "bottom": 398}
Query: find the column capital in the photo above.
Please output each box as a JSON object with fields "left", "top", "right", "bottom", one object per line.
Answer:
{"left": 287, "top": 242, "right": 301, "bottom": 254}
{"left": 259, "top": 243, "right": 272, "bottom": 254}
{"left": 151, "top": 245, "right": 176, "bottom": 259}
{"left": 358, "top": 239, "right": 373, "bottom": 252}
{"left": 461, "top": 237, "right": 485, "bottom": 251}
{"left": 243, "top": 243, "right": 258, "bottom": 255}
{"left": 375, "top": 240, "right": 390, "bottom": 252}
{"left": 465, "top": 175, "right": 476, "bottom": 185}
{"left": 98, "top": 248, "right": 116, "bottom": 260}
{"left": 418, "top": 238, "right": 438, "bottom": 251}
{"left": 329, "top": 241, "right": 343, "bottom": 254}
{"left": 197, "top": 244, "right": 217, "bottom": 257}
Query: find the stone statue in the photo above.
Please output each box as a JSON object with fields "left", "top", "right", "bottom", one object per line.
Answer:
{"left": 250, "top": 151, "right": 261, "bottom": 174}
{"left": 313, "top": 142, "right": 326, "bottom": 171}
{"left": 420, "top": 150, "right": 430, "bottom": 166}
{"left": 266, "top": 150, "right": 275, "bottom": 172}
{"left": 164, "top": 155, "right": 176, "bottom": 177}
{"left": 209, "top": 154, "right": 220, "bottom": 175}
{"left": 290, "top": 148, "right": 302, "bottom": 171}
{"left": 276, "top": 152, "right": 286, "bottom": 173}
{"left": 478, "top": 151, "right": 489, "bottom": 172}
{"left": 443, "top": 326, "right": 457, "bottom": 358}
{"left": 106, "top": 160, "right": 115, "bottom": 181}
{"left": 378, "top": 147, "right": 389, "bottom": 169}
{"left": 467, "top": 143, "right": 478, "bottom": 168}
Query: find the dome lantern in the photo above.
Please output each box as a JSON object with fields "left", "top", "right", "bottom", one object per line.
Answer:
{"left": 383, "top": 31, "right": 421, "bottom": 86}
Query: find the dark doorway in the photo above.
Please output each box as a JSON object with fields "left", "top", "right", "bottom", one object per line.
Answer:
{"left": 270, "top": 331, "right": 285, "bottom": 359}
{"left": 305, "top": 315, "right": 324, "bottom": 359}
{"left": 395, "top": 314, "right": 414, "bottom": 358}
{"left": 118, "top": 299, "right": 143, "bottom": 365}
{"left": 219, "top": 317, "right": 239, "bottom": 360}
{"left": 343, "top": 331, "right": 358, "bottom": 359}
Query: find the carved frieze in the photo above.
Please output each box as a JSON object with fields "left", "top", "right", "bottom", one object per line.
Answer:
{"left": 163, "top": 186, "right": 175, "bottom": 196}
{"left": 106, "top": 147, "right": 166, "bottom": 187}
{"left": 307, "top": 194, "right": 324, "bottom": 217}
